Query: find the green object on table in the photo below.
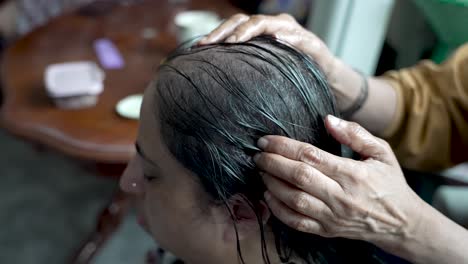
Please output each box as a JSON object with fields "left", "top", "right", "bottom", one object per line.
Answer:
{"left": 413, "top": 0, "right": 468, "bottom": 63}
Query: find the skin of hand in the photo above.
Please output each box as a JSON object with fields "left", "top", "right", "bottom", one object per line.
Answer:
{"left": 199, "top": 14, "right": 398, "bottom": 135}
{"left": 198, "top": 14, "right": 362, "bottom": 111}
{"left": 254, "top": 115, "right": 468, "bottom": 264}
{"left": 199, "top": 13, "right": 338, "bottom": 86}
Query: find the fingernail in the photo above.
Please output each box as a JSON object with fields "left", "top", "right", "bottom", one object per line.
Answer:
{"left": 264, "top": 191, "right": 271, "bottom": 201}
{"left": 327, "top": 115, "right": 341, "bottom": 127}
{"left": 226, "top": 35, "right": 237, "bottom": 43}
{"left": 253, "top": 153, "right": 261, "bottom": 163}
{"left": 257, "top": 137, "right": 269, "bottom": 149}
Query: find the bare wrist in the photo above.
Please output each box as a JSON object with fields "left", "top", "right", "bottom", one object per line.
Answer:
{"left": 391, "top": 197, "right": 433, "bottom": 263}
{"left": 387, "top": 197, "right": 468, "bottom": 264}
{"left": 364, "top": 193, "right": 427, "bottom": 262}
{"left": 327, "top": 60, "right": 363, "bottom": 112}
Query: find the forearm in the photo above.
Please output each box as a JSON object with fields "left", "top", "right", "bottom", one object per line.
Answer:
{"left": 396, "top": 201, "right": 468, "bottom": 264}
{"left": 330, "top": 59, "right": 398, "bottom": 136}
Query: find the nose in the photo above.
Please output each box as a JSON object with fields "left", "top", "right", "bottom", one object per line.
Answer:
{"left": 120, "top": 156, "right": 145, "bottom": 194}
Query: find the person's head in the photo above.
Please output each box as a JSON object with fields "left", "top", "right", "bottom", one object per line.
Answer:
{"left": 120, "top": 36, "right": 378, "bottom": 264}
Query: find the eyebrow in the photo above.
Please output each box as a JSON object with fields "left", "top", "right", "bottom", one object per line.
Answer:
{"left": 135, "top": 142, "right": 161, "bottom": 171}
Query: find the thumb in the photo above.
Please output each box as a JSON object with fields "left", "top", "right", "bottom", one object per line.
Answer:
{"left": 325, "top": 115, "right": 395, "bottom": 164}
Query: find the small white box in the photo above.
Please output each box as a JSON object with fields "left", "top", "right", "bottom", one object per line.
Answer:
{"left": 45, "top": 61, "right": 105, "bottom": 109}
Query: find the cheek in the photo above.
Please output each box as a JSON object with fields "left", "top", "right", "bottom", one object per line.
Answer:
{"left": 143, "top": 184, "right": 199, "bottom": 241}
{"left": 143, "top": 184, "right": 187, "bottom": 240}
{"left": 142, "top": 183, "right": 227, "bottom": 262}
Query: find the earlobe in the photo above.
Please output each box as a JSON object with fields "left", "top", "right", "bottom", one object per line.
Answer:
{"left": 222, "top": 195, "right": 271, "bottom": 243}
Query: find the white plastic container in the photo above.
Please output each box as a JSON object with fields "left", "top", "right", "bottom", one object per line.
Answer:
{"left": 45, "top": 61, "right": 105, "bottom": 109}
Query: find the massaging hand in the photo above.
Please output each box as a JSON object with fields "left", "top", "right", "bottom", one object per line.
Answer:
{"left": 199, "top": 14, "right": 337, "bottom": 77}
{"left": 200, "top": 14, "right": 365, "bottom": 115}
{"left": 254, "top": 115, "right": 426, "bottom": 254}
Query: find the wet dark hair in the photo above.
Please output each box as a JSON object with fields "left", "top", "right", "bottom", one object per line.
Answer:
{"left": 153, "top": 36, "right": 382, "bottom": 264}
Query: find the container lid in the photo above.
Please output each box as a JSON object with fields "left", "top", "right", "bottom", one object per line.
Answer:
{"left": 174, "top": 10, "right": 221, "bottom": 34}
{"left": 45, "top": 61, "right": 105, "bottom": 98}
{"left": 115, "top": 94, "right": 143, "bottom": 120}
{"left": 174, "top": 10, "right": 220, "bottom": 27}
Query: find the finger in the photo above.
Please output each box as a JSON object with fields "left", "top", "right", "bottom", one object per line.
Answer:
{"left": 257, "top": 135, "right": 353, "bottom": 180}
{"left": 273, "top": 32, "right": 303, "bottom": 47}
{"left": 265, "top": 191, "right": 325, "bottom": 235}
{"left": 234, "top": 15, "right": 287, "bottom": 42}
{"left": 198, "top": 14, "right": 249, "bottom": 44}
{"left": 255, "top": 152, "right": 342, "bottom": 199}
{"left": 274, "top": 31, "right": 320, "bottom": 53}
{"left": 325, "top": 115, "right": 396, "bottom": 164}
{"left": 262, "top": 173, "right": 334, "bottom": 219}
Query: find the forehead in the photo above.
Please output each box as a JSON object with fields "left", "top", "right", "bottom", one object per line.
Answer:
{"left": 137, "top": 82, "right": 164, "bottom": 161}
{"left": 137, "top": 83, "right": 207, "bottom": 198}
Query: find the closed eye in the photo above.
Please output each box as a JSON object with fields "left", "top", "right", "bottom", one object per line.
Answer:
{"left": 135, "top": 142, "right": 162, "bottom": 182}
{"left": 143, "top": 173, "right": 158, "bottom": 182}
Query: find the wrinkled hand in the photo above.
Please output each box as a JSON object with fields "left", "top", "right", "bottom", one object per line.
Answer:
{"left": 254, "top": 115, "right": 426, "bottom": 252}
{"left": 199, "top": 14, "right": 367, "bottom": 114}
{"left": 198, "top": 13, "right": 337, "bottom": 78}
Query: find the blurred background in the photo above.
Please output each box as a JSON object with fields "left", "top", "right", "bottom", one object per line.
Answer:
{"left": 0, "top": 0, "right": 467, "bottom": 263}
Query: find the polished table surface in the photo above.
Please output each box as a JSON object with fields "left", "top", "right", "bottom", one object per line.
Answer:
{"left": 1, "top": 0, "right": 240, "bottom": 164}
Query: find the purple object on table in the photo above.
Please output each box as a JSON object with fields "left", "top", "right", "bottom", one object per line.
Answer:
{"left": 94, "top": 38, "right": 125, "bottom": 69}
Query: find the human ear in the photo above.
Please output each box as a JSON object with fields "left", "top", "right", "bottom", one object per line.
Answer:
{"left": 222, "top": 195, "right": 271, "bottom": 243}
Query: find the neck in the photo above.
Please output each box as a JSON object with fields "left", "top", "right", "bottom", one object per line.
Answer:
{"left": 237, "top": 228, "right": 305, "bottom": 264}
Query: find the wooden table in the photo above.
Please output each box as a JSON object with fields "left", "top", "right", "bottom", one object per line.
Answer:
{"left": 0, "top": 1, "right": 240, "bottom": 263}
